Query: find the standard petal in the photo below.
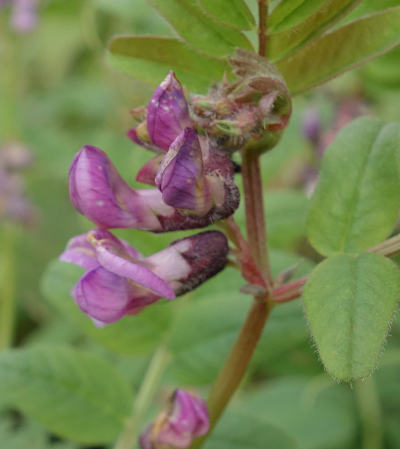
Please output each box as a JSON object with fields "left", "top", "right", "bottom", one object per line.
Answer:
{"left": 147, "top": 71, "right": 191, "bottom": 151}
{"left": 155, "top": 128, "right": 210, "bottom": 212}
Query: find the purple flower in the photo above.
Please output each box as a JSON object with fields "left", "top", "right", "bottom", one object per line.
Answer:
{"left": 128, "top": 71, "right": 192, "bottom": 152}
{"left": 60, "top": 229, "right": 228, "bottom": 326}
{"left": 69, "top": 145, "right": 239, "bottom": 232}
{"left": 139, "top": 390, "right": 209, "bottom": 449}
{"left": 0, "top": 142, "right": 37, "bottom": 226}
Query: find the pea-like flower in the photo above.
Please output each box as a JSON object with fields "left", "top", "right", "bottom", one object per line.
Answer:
{"left": 127, "top": 71, "right": 192, "bottom": 153}
{"left": 60, "top": 229, "right": 228, "bottom": 326}
{"left": 69, "top": 145, "right": 239, "bottom": 232}
{"left": 139, "top": 389, "right": 209, "bottom": 449}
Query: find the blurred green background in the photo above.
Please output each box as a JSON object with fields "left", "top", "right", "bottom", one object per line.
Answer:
{"left": 1, "top": 1, "right": 400, "bottom": 448}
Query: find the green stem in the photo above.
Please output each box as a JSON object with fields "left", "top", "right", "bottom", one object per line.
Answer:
{"left": 355, "top": 378, "right": 383, "bottom": 449}
{"left": 0, "top": 225, "right": 17, "bottom": 350}
{"left": 114, "top": 345, "right": 171, "bottom": 449}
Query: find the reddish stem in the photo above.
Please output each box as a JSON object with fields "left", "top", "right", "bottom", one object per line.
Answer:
{"left": 258, "top": 0, "right": 268, "bottom": 57}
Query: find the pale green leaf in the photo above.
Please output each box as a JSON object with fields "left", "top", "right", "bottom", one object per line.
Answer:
{"left": 303, "top": 253, "right": 400, "bottom": 381}
{"left": 269, "top": 0, "right": 324, "bottom": 32}
{"left": 268, "top": 0, "right": 362, "bottom": 61}
{"left": 147, "top": 0, "right": 252, "bottom": 57}
{"left": 277, "top": 6, "right": 400, "bottom": 94}
{"left": 307, "top": 118, "right": 400, "bottom": 256}
{"left": 41, "top": 261, "right": 174, "bottom": 355}
{"left": 197, "top": 0, "right": 255, "bottom": 30}
{"left": 107, "top": 36, "right": 230, "bottom": 92}
{"left": 0, "top": 346, "right": 132, "bottom": 444}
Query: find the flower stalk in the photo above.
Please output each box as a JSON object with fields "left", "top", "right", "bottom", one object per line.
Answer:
{"left": 114, "top": 345, "right": 171, "bottom": 449}
{"left": 0, "top": 224, "right": 17, "bottom": 350}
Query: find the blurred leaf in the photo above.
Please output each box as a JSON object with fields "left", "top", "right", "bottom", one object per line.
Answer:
{"left": 266, "top": 190, "right": 308, "bottom": 248}
{"left": 307, "top": 118, "right": 400, "bottom": 256}
{"left": 41, "top": 261, "right": 175, "bottom": 355}
{"left": 277, "top": 7, "right": 400, "bottom": 94}
{"left": 303, "top": 253, "right": 400, "bottom": 381}
{"left": 196, "top": 0, "right": 255, "bottom": 30}
{"left": 0, "top": 346, "right": 132, "bottom": 444}
{"left": 146, "top": 0, "right": 252, "bottom": 57}
{"left": 269, "top": 0, "right": 324, "bottom": 32}
{"left": 107, "top": 36, "right": 230, "bottom": 92}
{"left": 268, "top": 0, "right": 362, "bottom": 61}
{"left": 204, "top": 412, "right": 297, "bottom": 449}
{"left": 166, "top": 268, "right": 250, "bottom": 385}
{"left": 238, "top": 377, "right": 356, "bottom": 449}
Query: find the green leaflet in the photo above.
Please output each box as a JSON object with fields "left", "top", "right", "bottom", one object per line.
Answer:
{"left": 197, "top": 0, "right": 255, "bottom": 30}
{"left": 107, "top": 36, "right": 230, "bottom": 92}
{"left": 277, "top": 6, "right": 400, "bottom": 94}
{"left": 303, "top": 253, "right": 400, "bottom": 381}
{"left": 307, "top": 118, "right": 400, "bottom": 256}
{"left": 268, "top": 0, "right": 324, "bottom": 32}
{"left": 146, "top": 0, "right": 252, "bottom": 57}
{"left": 0, "top": 346, "right": 132, "bottom": 444}
{"left": 268, "top": 0, "right": 362, "bottom": 61}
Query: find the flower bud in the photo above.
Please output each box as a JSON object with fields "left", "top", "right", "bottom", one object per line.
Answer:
{"left": 60, "top": 230, "right": 228, "bottom": 326}
{"left": 139, "top": 390, "right": 209, "bottom": 449}
{"left": 191, "top": 49, "right": 292, "bottom": 155}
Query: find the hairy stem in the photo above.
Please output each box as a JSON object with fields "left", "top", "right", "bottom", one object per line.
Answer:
{"left": 114, "top": 345, "right": 171, "bottom": 449}
{"left": 0, "top": 225, "right": 17, "bottom": 350}
{"left": 241, "top": 150, "right": 273, "bottom": 289}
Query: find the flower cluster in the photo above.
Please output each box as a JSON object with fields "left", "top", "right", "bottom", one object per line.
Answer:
{"left": 0, "top": 0, "right": 38, "bottom": 32}
{"left": 139, "top": 389, "right": 209, "bottom": 449}
{"left": 61, "top": 56, "right": 290, "bottom": 326}
{"left": 0, "top": 142, "right": 36, "bottom": 226}
{"left": 61, "top": 71, "right": 239, "bottom": 325}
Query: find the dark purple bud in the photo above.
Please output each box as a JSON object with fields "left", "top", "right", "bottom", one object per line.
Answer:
{"left": 139, "top": 389, "right": 209, "bottom": 449}
{"left": 147, "top": 71, "right": 192, "bottom": 151}
{"left": 155, "top": 128, "right": 211, "bottom": 213}
{"left": 60, "top": 230, "right": 228, "bottom": 326}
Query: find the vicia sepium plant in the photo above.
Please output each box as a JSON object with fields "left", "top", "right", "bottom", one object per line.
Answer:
{"left": 2, "top": 2, "right": 400, "bottom": 449}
